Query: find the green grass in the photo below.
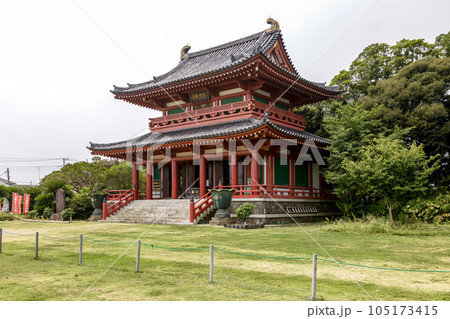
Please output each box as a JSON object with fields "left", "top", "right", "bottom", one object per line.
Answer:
{"left": 0, "top": 220, "right": 449, "bottom": 301}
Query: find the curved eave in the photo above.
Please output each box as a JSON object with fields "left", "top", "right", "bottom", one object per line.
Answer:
{"left": 88, "top": 118, "right": 329, "bottom": 157}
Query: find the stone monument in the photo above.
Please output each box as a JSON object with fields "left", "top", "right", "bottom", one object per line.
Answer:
{"left": 50, "top": 188, "right": 65, "bottom": 220}
{"left": 2, "top": 197, "right": 9, "bottom": 213}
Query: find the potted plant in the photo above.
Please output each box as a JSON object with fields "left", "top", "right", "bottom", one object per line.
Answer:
{"left": 210, "top": 188, "right": 236, "bottom": 218}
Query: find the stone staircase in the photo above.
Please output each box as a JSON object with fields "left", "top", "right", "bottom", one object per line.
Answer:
{"left": 101, "top": 200, "right": 192, "bottom": 225}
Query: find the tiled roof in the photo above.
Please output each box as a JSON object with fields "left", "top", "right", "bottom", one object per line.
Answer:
{"left": 0, "top": 177, "right": 16, "bottom": 186}
{"left": 111, "top": 29, "right": 340, "bottom": 94}
{"left": 88, "top": 117, "right": 330, "bottom": 152}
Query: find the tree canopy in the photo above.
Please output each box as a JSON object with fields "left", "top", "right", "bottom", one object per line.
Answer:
{"left": 331, "top": 32, "right": 449, "bottom": 101}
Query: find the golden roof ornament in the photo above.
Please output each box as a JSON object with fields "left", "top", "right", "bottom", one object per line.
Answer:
{"left": 180, "top": 44, "right": 191, "bottom": 61}
{"left": 266, "top": 18, "right": 280, "bottom": 33}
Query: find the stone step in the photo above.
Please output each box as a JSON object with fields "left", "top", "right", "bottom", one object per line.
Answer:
{"left": 105, "top": 199, "right": 191, "bottom": 225}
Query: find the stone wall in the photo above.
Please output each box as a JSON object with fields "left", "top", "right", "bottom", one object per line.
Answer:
{"left": 228, "top": 198, "right": 340, "bottom": 224}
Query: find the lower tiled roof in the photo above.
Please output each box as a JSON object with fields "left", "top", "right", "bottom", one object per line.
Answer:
{"left": 88, "top": 117, "right": 329, "bottom": 152}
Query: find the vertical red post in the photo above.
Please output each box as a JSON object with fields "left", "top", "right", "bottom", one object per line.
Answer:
{"left": 102, "top": 201, "right": 107, "bottom": 220}
{"left": 231, "top": 152, "right": 238, "bottom": 187}
{"left": 308, "top": 162, "right": 313, "bottom": 198}
{"left": 251, "top": 152, "right": 259, "bottom": 195}
{"left": 132, "top": 163, "right": 139, "bottom": 200}
{"left": 266, "top": 154, "right": 273, "bottom": 195}
{"left": 200, "top": 156, "right": 206, "bottom": 197}
{"left": 189, "top": 197, "right": 195, "bottom": 223}
{"left": 289, "top": 158, "right": 295, "bottom": 198}
{"left": 146, "top": 163, "right": 153, "bottom": 200}
{"left": 171, "top": 160, "right": 178, "bottom": 199}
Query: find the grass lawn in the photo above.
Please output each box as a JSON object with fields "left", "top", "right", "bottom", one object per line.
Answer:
{"left": 0, "top": 220, "right": 449, "bottom": 301}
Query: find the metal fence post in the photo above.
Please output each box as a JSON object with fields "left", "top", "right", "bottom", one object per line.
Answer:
{"left": 35, "top": 232, "right": 39, "bottom": 259}
{"left": 0, "top": 228, "right": 2, "bottom": 253}
{"left": 79, "top": 234, "right": 83, "bottom": 265}
{"left": 312, "top": 253, "right": 317, "bottom": 300}
{"left": 210, "top": 244, "right": 214, "bottom": 283}
{"left": 136, "top": 239, "right": 141, "bottom": 272}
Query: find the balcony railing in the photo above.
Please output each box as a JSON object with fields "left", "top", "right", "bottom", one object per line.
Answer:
{"left": 149, "top": 100, "right": 306, "bottom": 132}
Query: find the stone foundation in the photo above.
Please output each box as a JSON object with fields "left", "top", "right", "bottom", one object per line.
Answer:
{"left": 229, "top": 198, "right": 340, "bottom": 224}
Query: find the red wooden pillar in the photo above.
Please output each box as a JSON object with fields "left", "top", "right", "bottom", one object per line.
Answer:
{"left": 266, "top": 154, "right": 273, "bottom": 194}
{"left": 132, "top": 163, "right": 139, "bottom": 200}
{"left": 251, "top": 152, "right": 259, "bottom": 195}
{"left": 171, "top": 159, "right": 178, "bottom": 199}
{"left": 146, "top": 163, "right": 153, "bottom": 200}
{"left": 231, "top": 152, "right": 238, "bottom": 187}
{"left": 199, "top": 156, "right": 206, "bottom": 197}
{"left": 289, "top": 158, "right": 295, "bottom": 198}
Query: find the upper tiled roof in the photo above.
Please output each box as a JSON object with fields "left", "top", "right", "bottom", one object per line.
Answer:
{"left": 111, "top": 26, "right": 340, "bottom": 95}
{"left": 88, "top": 116, "right": 329, "bottom": 152}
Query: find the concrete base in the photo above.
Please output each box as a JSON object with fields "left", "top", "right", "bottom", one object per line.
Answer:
{"left": 229, "top": 198, "right": 340, "bottom": 224}
{"left": 209, "top": 217, "right": 237, "bottom": 226}
{"left": 88, "top": 214, "right": 103, "bottom": 222}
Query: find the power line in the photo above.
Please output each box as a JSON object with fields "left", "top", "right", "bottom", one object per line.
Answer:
{"left": 0, "top": 165, "right": 63, "bottom": 168}
{"left": 0, "top": 157, "right": 76, "bottom": 163}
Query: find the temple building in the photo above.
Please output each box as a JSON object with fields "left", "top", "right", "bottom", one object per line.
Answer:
{"left": 88, "top": 19, "right": 340, "bottom": 224}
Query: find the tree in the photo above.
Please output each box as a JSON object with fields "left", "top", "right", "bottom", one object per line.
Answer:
{"left": 331, "top": 43, "right": 392, "bottom": 100}
{"left": 365, "top": 57, "right": 450, "bottom": 184}
{"left": 323, "top": 102, "right": 385, "bottom": 216}
{"left": 104, "top": 162, "right": 133, "bottom": 190}
{"left": 338, "top": 136, "right": 438, "bottom": 224}
{"left": 41, "top": 161, "right": 107, "bottom": 193}
{"left": 331, "top": 34, "right": 449, "bottom": 101}
{"left": 433, "top": 32, "right": 450, "bottom": 58}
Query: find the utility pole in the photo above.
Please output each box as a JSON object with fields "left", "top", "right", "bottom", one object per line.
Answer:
{"left": 6, "top": 168, "right": 10, "bottom": 185}
{"left": 62, "top": 157, "right": 69, "bottom": 166}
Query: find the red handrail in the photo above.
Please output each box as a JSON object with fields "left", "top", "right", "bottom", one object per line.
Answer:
{"left": 189, "top": 186, "right": 219, "bottom": 223}
{"left": 102, "top": 189, "right": 135, "bottom": 220}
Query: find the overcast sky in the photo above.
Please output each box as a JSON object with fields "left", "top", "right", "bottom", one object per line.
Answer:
{"left": 1, "top": 0, "right": 449, "bottom": 185}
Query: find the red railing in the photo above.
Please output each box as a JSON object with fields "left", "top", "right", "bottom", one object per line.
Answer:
{"left": 189, "top": 186, "right": 219, "bottom": 223}
{"left": 102, "top": 189, "right": 135, "bottom": 220}
{"left": 149, "top": 100, "right": 306, "bottom": 132}
{"left": 227, "top": 184, "right": 337, "bottom": 200}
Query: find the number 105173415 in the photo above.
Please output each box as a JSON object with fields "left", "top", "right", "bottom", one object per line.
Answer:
{"left": 368, "top": 305, "right": 438, "bottom": 316}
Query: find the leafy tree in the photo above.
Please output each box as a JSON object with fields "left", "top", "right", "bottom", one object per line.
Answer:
{"left": 323, "top": 102, "right": 385, "bottom": 216}
{"left": 338, "top": 136, "right": 439, "bottom": 224}
{"left": 69, "top": 188, "right": 94, "bottom": 219}
{"left": 295, "top": 101, "right": 333, "bottom": 137}
{"left": 331, "top": 43, "right": 392, "bottom": 100}
{"left": 41, "top": 161, "right": 107, "bottom": 193}
{"left": 104, "top": 162, "right": 133, "bottom": 190}
{"left": 433, "top": 32, "right": 450, "bottom": 58}
{"left": 365, "top": 57, "right": 450, "bottom": 184}
{"left": 331, "top": 34, "right": 449, "bottom": 101}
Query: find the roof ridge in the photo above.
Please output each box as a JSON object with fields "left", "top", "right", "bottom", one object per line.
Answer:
{"left": 187, "top": 30, "right": 266, "bottom": 58}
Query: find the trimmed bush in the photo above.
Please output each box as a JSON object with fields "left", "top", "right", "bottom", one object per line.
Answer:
{"left": 69, "top": 192, "right": 94, "bottom": 220}
{"left": 61, "top": 208, "right": 75, "bottom": 221}
{"left": 42, "top": 207, "right": 53, "bottom": 219}
{"left": 235, "top": 203, "right": 255, "bottom": 222}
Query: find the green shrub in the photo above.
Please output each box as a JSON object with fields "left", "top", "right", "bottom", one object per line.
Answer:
{"left": 0, "top": 213, "right": 13, "bottom": 221}
{"left": 235, "top": 203, "right": 255, "bottom": 222}
{"left": 33, "top": 193, "right": 54, "bottom": 215}
{"left": 321, "top": 215, "right": 450, "bottom": 236}
{"left": 69, "top": 192, "right": 94, "bottom": 220}
{"left": 61, "top": 208, "right": 75, "bottom": 221}
{"left": 404, "top": 191, "right": 450, "bottom": 223}
{"left": 26, "top": 210, "right": 39, "bottom": 219}
{"left": 42, "top": 207, "right": 53, "bottom": 219}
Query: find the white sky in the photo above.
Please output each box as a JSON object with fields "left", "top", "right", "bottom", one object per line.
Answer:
{"left": 1, "top": 0, "right": 449, "bottom": 185}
